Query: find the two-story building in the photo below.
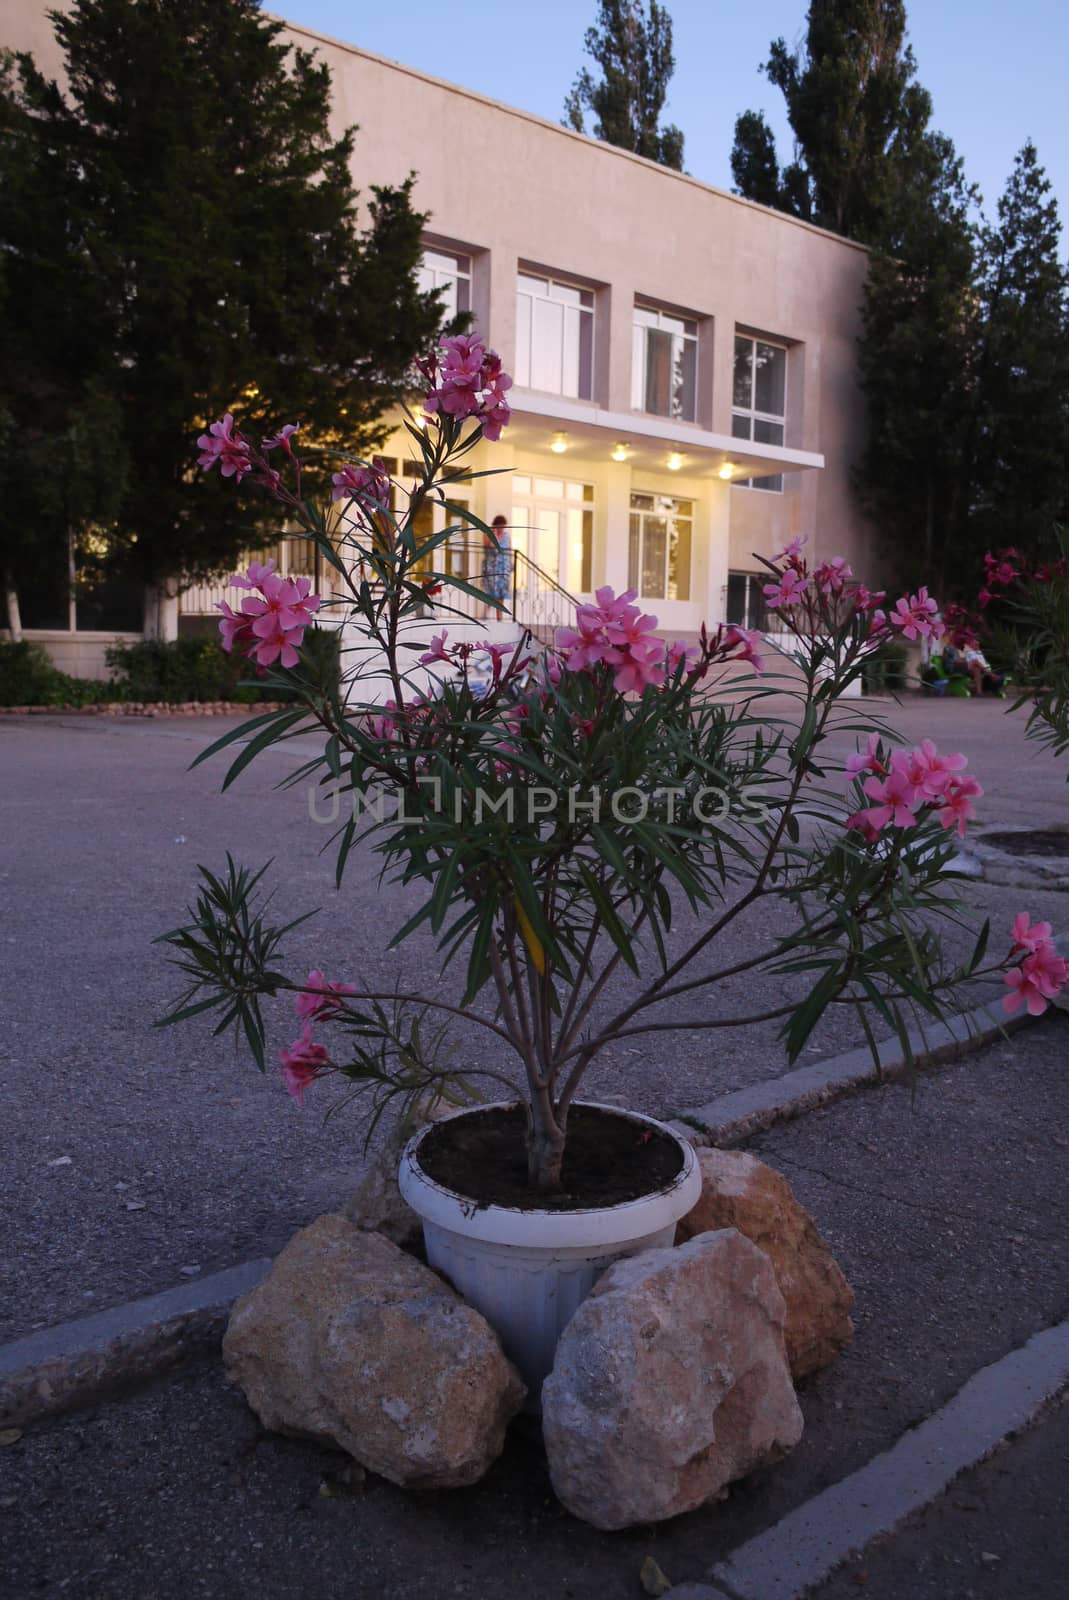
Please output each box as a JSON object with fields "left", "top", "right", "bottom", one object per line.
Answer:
{"left": 3, "top": 5, "right": 876, "bottom": 675}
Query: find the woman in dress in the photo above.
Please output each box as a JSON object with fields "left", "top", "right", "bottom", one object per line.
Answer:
{"left": 481, "top": 514, "right": 512, "bottom": 618}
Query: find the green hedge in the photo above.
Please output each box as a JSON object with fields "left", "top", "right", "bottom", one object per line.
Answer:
{"left": 105, "top": 638, "right": 271, "bottom": 704}
{"left": 861, "top": 640, "right": 909, "bottom": 695}
{"left": 1, "top": 632, "right": 340, "bottom": 706}
{"left": 0, "top": 641, "right": 114, "bottom": 706}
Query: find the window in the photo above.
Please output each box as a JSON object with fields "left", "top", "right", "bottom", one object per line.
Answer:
{"left": 726, "top": 572, "right": 771, "bottom": 631}
{"left": 417, "top": 248, "right": 471, "bottom": 321}
{"left": 628, "top": 493, "right": 692, "bottom": 601}
{"left": 512, "top": 474, "right": 593, "bottom": 594}
{"left": 732, "top": 334, "right": 787, "bottom": 492}
{"left": 632, "top": 306, "right": 698, "bottom": 421}
{"left": 515, "top": 273, "right": 594, "bottom": 399}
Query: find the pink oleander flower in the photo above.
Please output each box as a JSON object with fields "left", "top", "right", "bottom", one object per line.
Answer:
{"left": 1003, "top": 939, "right": 1069, "bottom": 1017}
{"left": 845, "top": 809, "right": 884, "bottom": 844}
{"left": 262, "top": 423, "right": 299, "bottom": 454}
{"left": 934, "top": 772, "right": 983, "bottom": 839}
{"left": 899, "top": 739, "right": 969, "bottom": 800}
{"left": 250, "top": 618, "right": 304, "bottom": 669}
{"left": 196, "top": 414, "right": 252, "bottom": 480}
{"left": 215, "top": 599, "right": 256, "bottom": 656}
{"left": 422, "top": 336, "right": 513, "bottom": 439}
{"left": 763, "top": 568, "right": 810, "bottom": 608}
{"left": 611, "top": 642, "right": 665, "bottom": 695}
{"left": 1010, "top": 913, "right": 1054, "bottom": 955}
{"left": 774, "top": 536, "right": 806, "bottom": 562}
{"left": 419, "top": 630, "right": 452, "bottom": 666}
{"left": 438, "top": 333, "right": 485, "bottom": 391}
{"left": 332, "top": 458, "right": 391, "bottom": 508}
{"left": 242, "top": 574, "right": 321, "bottom": 636}
{"left": 846, "top": 734, "right": 885, "bottom": 780}
{"left": 231, "top": 559, "right": 277, "bottom": 591}
{"left": 861, "top": 765, "right": 921, "bottom": 830}
{"left": 814, "top": 557, "right": 853, "bottom": 595}
{"left": 278, "top": 1024, "right": 333, "bottom": 1104}
{"left": 605, "top": 607, "right": 660, "bottom": 653}
{"left": 663, "top": 639, "right": 700, "bottom": 676}
{"left": 479, "top": 640, "right": 523, "bottom": 679}
{"left": 294, "top": 968, "right": 356, "bottom": 1024}
{"left": 853, "top": 585, "right": 886, "bottom": 613}
{"left": 723, "top": 625, "right": 764, "bottom": 672}
{"left": 882, "top": 587, "right": 944, "bottom": 642}
{"left": 555, "top": 589, "right": 635, "bottom": 672}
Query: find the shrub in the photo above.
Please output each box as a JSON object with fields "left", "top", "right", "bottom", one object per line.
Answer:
{"left": 861, "top": 640, "right": 909, "bottom": 694}
{"left": 105, "top": 637, "right": 327, "bottom": 703}
{"left": 0, "top": 640, "right": 113, "bottom": 706}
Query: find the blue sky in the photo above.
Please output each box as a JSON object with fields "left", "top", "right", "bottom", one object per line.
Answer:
{"left": 277, "top": 0, "right": 1069, "bottom": 235}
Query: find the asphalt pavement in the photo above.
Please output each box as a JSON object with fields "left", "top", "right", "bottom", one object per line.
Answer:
{"left": 2, "top": 1011, "right": 1066, "bottom": 1599}
{"left": 2, "top": 697, "right": 1066, "bottom": 1341}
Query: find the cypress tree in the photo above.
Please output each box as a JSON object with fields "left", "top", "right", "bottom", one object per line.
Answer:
{"left": 564, "top": 0, "right": 685, "bottom": 171}
{"left": 970, "top": 142, "right": 1069, "bottom": 559}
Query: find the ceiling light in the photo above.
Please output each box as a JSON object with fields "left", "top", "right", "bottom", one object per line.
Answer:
{"left": 611, "top": 441, "right": 630, "bottom": 463}
{"left": 718, "top": 461, "right": 735, "bottom": 481}
{"left": 549, "top": 431, "right": 568, "bottom": 455}
{"left": 666, "top": 452, "right": 684, "bottom": 472}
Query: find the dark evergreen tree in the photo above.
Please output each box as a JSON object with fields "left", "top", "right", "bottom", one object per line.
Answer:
{"left": 7, "top": 0, "right": 447, "bottom": 615}
{"left": 0, "top": 52, "right": 128, "bottom": 636}
{"left": 970, "top": 142, "right": 1069, "bottom": 559}
{"left": 731, "top": 1, "right": 936, "bottom": 252}
{"left": 855, "top": 133, "right": 979, "bottom": 591}
{"left": 564, "top": 0, "right": 684, "bottom": 171}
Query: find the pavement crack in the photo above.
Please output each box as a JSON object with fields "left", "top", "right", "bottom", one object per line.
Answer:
{"left": 766, "top": 1150, "right": 1065, "bottom": 1247}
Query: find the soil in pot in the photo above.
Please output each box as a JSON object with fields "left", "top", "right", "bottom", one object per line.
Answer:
{"left": 416, "top": 1104, "right": 684, "bottom": 1211}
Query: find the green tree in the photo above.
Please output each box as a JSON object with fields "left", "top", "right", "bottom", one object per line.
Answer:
{"left": 855, "top": 133, "right": 979, "bottom": 591}
{"left": 9, "top": 0, "right": 447, "bottom": 625}
{"left": 564, "top": 0, "right": 684, "bottom": 171}
{"left": 969, "top": 142, "right": 1069, "bottom": 559}
{"left": 0, "top": 51, "right": 128, "bottom": 637}
{"left": 731, "top": 1, "right": 938, "bottom": 251}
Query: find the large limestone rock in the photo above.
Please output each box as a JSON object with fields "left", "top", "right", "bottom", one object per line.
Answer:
{"left": 224, "top": 1214, "right": 525, "bottom": 1488}
{"left": 675, "top": 1147, "right": 854, "bottom": 1379}
{"left": 343, "top": 1094, "right": 455, "bottom": 1247}
{"left": 542, "top": 1230, "right": 803, "bottom": 1529}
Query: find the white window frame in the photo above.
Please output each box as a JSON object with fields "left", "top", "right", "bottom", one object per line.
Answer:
{"left": 514, "top": 272, "right": 595, "bottom": 400}
{"left": 628, "top": 491, "right": 693, "bottom": 602}
{"left": 417, "top": 247, "right": 472, "bottom": 321}
{"left": 631, "top": 304, "right": 699, "bottom": 422}
{"left": 732, "top": 333, "right": 788, "bottom": 493}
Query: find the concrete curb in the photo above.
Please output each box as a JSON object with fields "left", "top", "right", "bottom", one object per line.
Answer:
{"left": 711, "top": 1315, "right": 1069, "bottom": 1600}
{"left": 0, "top": 1259, "right": 271, "bottom": 1429}
{"left": 0, "top": 702, "right": 283, "bottom": 718}
{"left": 675, "top": 994, "right": 1027, "bottom": 1147}
{"left": 1, "top": 993, "right": 1050, "bottom": 1430}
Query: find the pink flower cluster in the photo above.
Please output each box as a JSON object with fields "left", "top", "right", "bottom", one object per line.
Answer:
{"left": 278, "top": 968, "right": 355, "bottom": 1102}
{"left": 1003, "top": 915, "right": 1069, "bottom": 1017}
{"left": 332, "top": 457, "right": 391, "bottom": 509}
{"left": 978, "top": 545, "right": 1066, "bottom": 607}
{"left": 419, "top": 631, "right": 532, "bottom": 684}
{"left": 761, "top": 540, "right": 886, "bottom": 623}
{"left": 874, "top": 587, "right": 944, "bottom": 643}
{"left": 216, "top": 558, "right": 321, "bottom": 669}
{"left": 553, "top": 588, "right": 756, "bottom": 695}
{"left": 418, "top": 335, "right": 512, "bottom": 441}
{"left": 196, "top": 414, "right": 253, "bottom": 481}
{"left": 846, "top": 737, "right": 983, "bottom": 841}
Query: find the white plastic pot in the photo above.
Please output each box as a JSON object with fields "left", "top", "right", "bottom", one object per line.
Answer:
{"left": 398, "top": 1101, "right": 702, "bottom": 1401}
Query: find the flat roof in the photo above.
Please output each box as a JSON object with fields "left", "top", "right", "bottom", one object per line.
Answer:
{"left": 274, "top": 14, "right": 870, "bottom": 259}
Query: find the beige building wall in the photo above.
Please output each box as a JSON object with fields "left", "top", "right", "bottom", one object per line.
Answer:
{"left": 3, "top": 2, "right": 877, "bottom": 666}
